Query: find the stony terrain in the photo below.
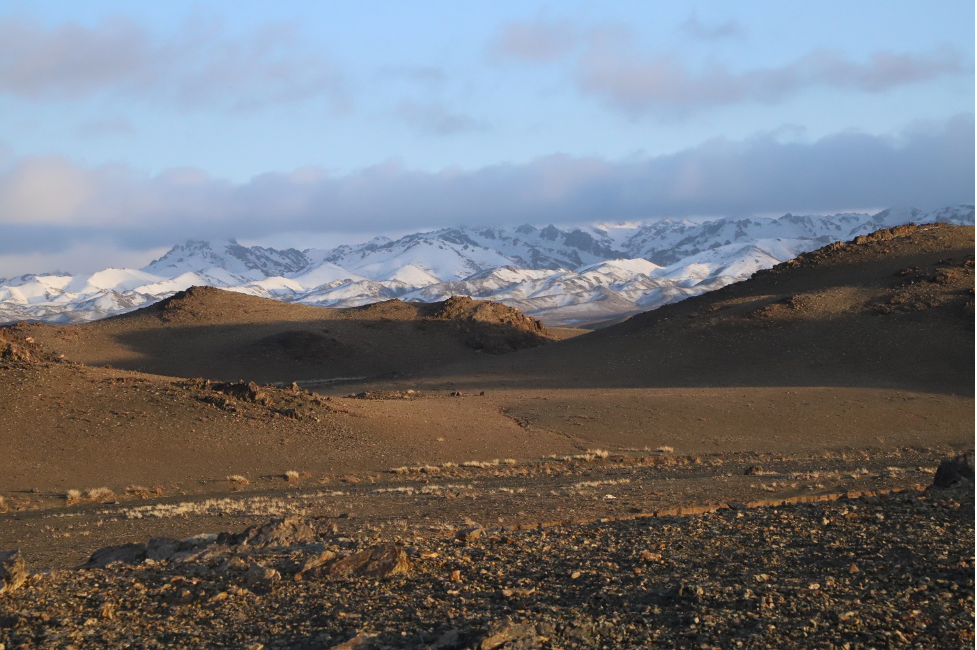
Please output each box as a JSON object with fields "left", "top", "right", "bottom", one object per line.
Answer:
{"left": 0, "top": 223, "right": 973, "bottom": 648}
{"left": 0, "top": 481, "right": 972, "bottom": 649}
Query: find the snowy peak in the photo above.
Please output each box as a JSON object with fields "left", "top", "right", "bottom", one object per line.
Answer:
{"left": 2, "top": 205, "right": 973, "bottom": 326}
{"left": 143, "top": 239, "right": 311, "bottom": 278}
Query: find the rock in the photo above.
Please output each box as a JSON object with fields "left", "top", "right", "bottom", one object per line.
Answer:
{"left": 480, "top": 619, "right": 539, "bottom": 649}
{"left": 169, "top": 544, "right": 228, "bottom": 565}
{"left": 430, "top": 627, "right": 464, "bottom": 649}
{"left": 245, "top": 563, "right": 281, "bottom": 591}
{"left": 456, "top": 527, "right": 484, "bottom": 543}
{"left": 297, "top": 549, "right": 337, "bottom": 576}
{"left": 227, "top": 516, "right": 318, "bottom": 549}
{"left": 216, "top": 556, "right": 249, "bottom": 577}
{"left": 145, "top": 537, "right": 181, "bottom": 562}
{"left": 323, "top": 545, "right": 412, "bottom": 579}
{"left": 180, "top": 533, "right": 218, "bottom": 548}
{"left": 0, "top": 550, "right": 27, "bottom": 594}
{"left": 931, "top": 451, "right": 975, "bottom": 489}
{"left": 86, "top": 543, "right": 147, "bottom": 568}
{"left": 327, "top": 632, "right": 379, "bottom": 649}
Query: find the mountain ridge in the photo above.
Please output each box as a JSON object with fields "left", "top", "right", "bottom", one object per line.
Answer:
{"left": 1, "top": 205, "right": 973, "bottom": 326}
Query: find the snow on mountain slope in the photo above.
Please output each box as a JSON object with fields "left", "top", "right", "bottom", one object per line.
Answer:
{"left": 2, "top": 205, "right": 973, "bottom": 326}
{"left": 143, "top": 239, "right": 310, "bottom": 278}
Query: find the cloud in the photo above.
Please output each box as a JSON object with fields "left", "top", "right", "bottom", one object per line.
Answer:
{"left": 76, "top": 117, "right": 137, "bottom": 139}
{"left": 679, "top": 11, "right": 744, "bottom": 40}
{"left": 488, "top": 19, "right": 968, "bottom": 117}
{"left": 0, "top": 115, "right": 971, "bottom": 266}
{"left": 395, "top": 100, "right": 489, "bottom": 135}
{"left": 490, "top": 19, "right": 577, "bottom": 62}
{"left": 577, "top": 45, "right": 968, "bottom": 117}
{"left": 0, "top": 16, "right": 347, "bottom": 112}
{"left": 378, "top": 65, "right": 446, "bottom": 85}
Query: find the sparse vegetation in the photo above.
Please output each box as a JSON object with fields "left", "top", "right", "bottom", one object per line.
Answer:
{"left": 83, "top": 487, "right": 115, "bottom": 501}
{"left": 227, "top": 475, "right": 250, "bottom": 485}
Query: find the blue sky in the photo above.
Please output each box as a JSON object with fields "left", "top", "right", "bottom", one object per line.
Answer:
{"left": 0, "top": 1, "right": 973, "bottom": 274}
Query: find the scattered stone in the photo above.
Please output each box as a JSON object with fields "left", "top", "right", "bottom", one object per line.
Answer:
{"left": 430, "top": 627, "right": 463, "bottom": 649}
{"left": 327, "top": 632, "right": 379, "bottom": 649}
{"left": 455, "top": 527, "right": 484, "bottom": 543}
{"left": 480, "top": 618, "right": 539, "bottom": 649}
{"left": 0, "top": 550, "right": 26, "bottom": 594}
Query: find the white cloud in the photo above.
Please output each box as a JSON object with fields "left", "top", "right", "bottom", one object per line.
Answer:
{"left": 0, "top": 157, "right": 94, "bottom": 223}
{"left": 578, "top": 44, "right": 967, "bottom": 117}
{"left": 488, "top": 19, "right": 969, "bottom": 118}
{"left": 76, "top": 117, "right": 137, "bottom": 139}
{"left": 0, "top": 115, "right": 970, "bottom": 265}
{"left": 395, "top": 100, "right": 489, "bottom": 135}
{"left": 490, "top": 19, "right": 577, "bottom": 62}
{"left": 679, "top": 10, "right": 745, "bottom": 40}
{"left": 0, "top": 16, "right": 347, "bottom": 113}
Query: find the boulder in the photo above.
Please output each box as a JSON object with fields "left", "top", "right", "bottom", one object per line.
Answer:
{"left": 931, "top": 451, "right": 975, "bottom": 489}
{"left": 146, "top": 537, "right": 181, "bottom": 562}
{"left": 0, "top": 549, "right": 27, "bottom": 594}
{"left": 87, "top": 543, "right": 147, "bottom": 568}
{"left": 455, "top": 527, "right": 484, "bottom": 543}
{"left": 245, "top": 562, "right": 281, "bottom": 591}
{"left": 321, "top": 545, "right": 412, "bottom": 579}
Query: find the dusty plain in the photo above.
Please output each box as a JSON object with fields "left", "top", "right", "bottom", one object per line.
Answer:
{"left": 0, "top": 223, "right": 973, "bottom": 648}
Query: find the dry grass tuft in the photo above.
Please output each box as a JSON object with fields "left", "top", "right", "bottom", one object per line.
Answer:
{"left": 227, "top": 475, "right": 250, "bottom": 485}
{"left": 284, "top": 470, "right": 300, "bottom": 482}
{"left": 656, "top": 446, "right": 675, "bottom": 454}
{"left": 124, "top": 485, "right": 155, "bottom": 498}
{"left": 65, "top": 489, "right": 82, "bottom": 505}
{"left": 84, "top": 487, "right": 115, "bottom": 501}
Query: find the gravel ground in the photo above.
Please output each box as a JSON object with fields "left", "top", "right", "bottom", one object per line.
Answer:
{"left": 1, "top": 488, "right": 972, "bottom": 649}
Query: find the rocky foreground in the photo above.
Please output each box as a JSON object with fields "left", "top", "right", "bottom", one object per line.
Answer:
{"left": 1, "top": 480, "right": 973, "bottom": 649}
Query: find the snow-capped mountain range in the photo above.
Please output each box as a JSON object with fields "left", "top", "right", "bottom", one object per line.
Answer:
{"left": 1, "top": 206, "right": 973, "bottom": 327}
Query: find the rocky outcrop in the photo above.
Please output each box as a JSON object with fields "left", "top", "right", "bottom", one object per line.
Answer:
{"left": 218, "top": 516, "right": 318, "bottom": 549}
{"left": 315, "top": 545, "right": 412, "bottom": 579}
{"left": 0, "top": 549, "right": 27, "bottom": 594}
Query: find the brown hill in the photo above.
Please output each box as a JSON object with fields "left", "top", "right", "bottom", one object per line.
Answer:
{"left": 0, "top": 325, "right": 583, "bottom": 495}
{"left": 24, "top": 288, "right": 561, "bottom": 384}
{"left": 1, "top": 223, "right": 971, "bottom": 507}
{"left": 412, "top": 223, "right": 974, "bottom": 395}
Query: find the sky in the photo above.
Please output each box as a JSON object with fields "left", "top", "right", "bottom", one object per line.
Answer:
{"left": 0, "top": 0, "right": 973, "bottom": 276}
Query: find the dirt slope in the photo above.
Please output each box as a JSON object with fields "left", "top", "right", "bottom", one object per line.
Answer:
{"left": 409, "top": 223, "right": 974, "bottom": 395}
{"left": 24, "top": 290, "right": 558, "bottom": 384}
{"left": 1, "top": 223, "right": 971, "bottom": 505}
